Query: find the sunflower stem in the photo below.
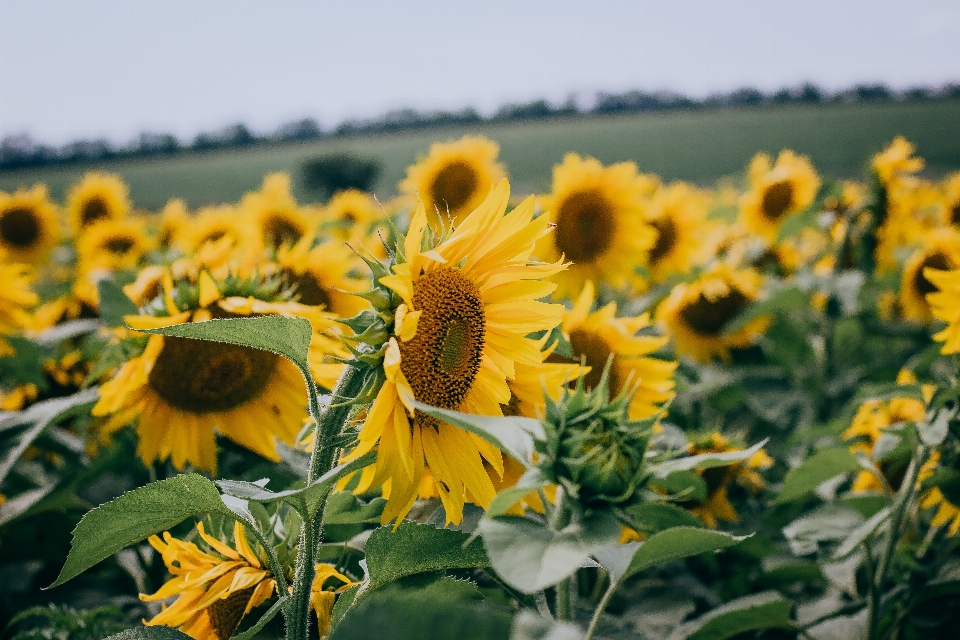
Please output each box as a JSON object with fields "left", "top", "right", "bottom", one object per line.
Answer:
{"left": 288, "top": 364, "right": 367, "bottom": 640}
{"left": 555, "top": 578, "right": 573, "bottom": 621}
{"left": 584, "top": 575, "right": 619, "bottom": 640}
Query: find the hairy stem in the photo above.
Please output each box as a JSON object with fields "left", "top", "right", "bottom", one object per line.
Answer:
{"left": 584, "top": 576, "right": 619, "bottom": 640}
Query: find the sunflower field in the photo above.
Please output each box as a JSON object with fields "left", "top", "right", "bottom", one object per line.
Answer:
{"left": 2, "top": 133, "right": 960, "bottom": 640}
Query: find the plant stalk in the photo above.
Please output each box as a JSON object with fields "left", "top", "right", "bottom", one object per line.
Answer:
{"left": 555, "top": 578, "right": 573, "bottom": 621}
{"left": 584, "top": 576, "right": 619, "bottom": 640}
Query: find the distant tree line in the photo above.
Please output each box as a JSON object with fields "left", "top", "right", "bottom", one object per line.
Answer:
{"left": 3, "top": 82, "right": 959, "bottom": 170}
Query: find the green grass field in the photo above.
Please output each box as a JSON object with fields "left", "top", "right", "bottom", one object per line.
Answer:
{"left": 2, "top": 100, "right": 959, "bottom": 210}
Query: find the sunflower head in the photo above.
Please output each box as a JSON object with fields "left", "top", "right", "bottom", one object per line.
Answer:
{"left": 242, "top": 173, "right": 311, "bottom": 249}
{"left": 739, "top": 150, "right": 820, "bottom": 240}
{"left": 157, "top": 198, "right": 190, "bottom": 248}
{"left": 538, "top": 153, "right": 657, "bottom": 298}
{"left": 0, "top": 185, "right": 60, "bottom": 264}
{"left": 320, "top": 188, "right": 383, "bottom": 239}
{"left": 656, "top": 263, "right": 767, "bottom": 363}
{"left": 76, "top": 218, "right": 153, "bottom": 271}
{"left": 644, "top": 182, "right": 712, "bottom": 281}
{"left": 66, "top": 172, "right": 131, "bottom": 234}
{"left": 399, "top": 135, "right": 506, "bottom": 228}
{"left": 899, "top": 228, "right": 960, "bottom": 322}
{"left": 183, "top": 205, "right": 260, "bottom": 256}
{"left": 0, "top": 262, "right": 39, "bottom": 339}
{"left": 273, "top": 236, "right": 370, "bottom": 318}
{"left": 926, "top": 267, "right": 960, "bottom": 354}
{"left": 873, "top": 136, "right": 924, "bottom": 186}
{"left": 540, "top": 364, "right": 656, "bottom": 508}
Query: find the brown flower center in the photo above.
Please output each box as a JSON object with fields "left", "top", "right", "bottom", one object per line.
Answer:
{"left": 568, "top": 328, "right": 623, "bottom": 395}
{"left": 148, "top": 334, "right": 279, "bottom": 413}
{"left": 648, "top": 215, "right": 678, "bottom": 265}
{"left": 950, "top": 201, "right": 960, "bottom": 226}
{"left": 760, "top": 180, "right": 795, "bottom": 222}
{"left": 678, "top": 289, "right": 750, "bottom": 336}
{"left": 283, "top": 268, "right": 332, "bottom": 309}
{"left": 429, "top": 161, "right": 479, "bottom": 216}
{"left": 398, "top": 268, "right": 485, "bottom": 421}
{"left": 208, "top": 586, "right": 256, "bottom": 640}
{"left": 263, "top": 212, "right": 303, "bottom": 248}
{"left": 0, "top": 207, "right": 41, "bottom": 249}
{"left": 81, "top": 197, "right": 110, "bottom": 227}
{"left": 102, "top": 235, "right": 136, "bottom": 255}
{"left": 554, "top": 189, "right": 616, "bottom": 263}
{"left": 913, "top": 252, "right": 952, "bottom": 297}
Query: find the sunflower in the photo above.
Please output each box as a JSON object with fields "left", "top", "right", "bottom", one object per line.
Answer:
{"left": 873, "top": 136, "right": 923, "bottom": 187}
{"left": 925, "top": 266, "right": 960, "bottom": 353}
{"left": 399, "top": 135, "right": 506, "bottom": 228}
{"left": 919, "top": 486, "right": 960, "bottom": 537}
{"left": 158, "top": 198, "right": 191, "bottom": 248}
{"left": 537, "top": 153, "right": 657, "bottom": 298}
{"left": 899, "top": 228, "right": 960, "bottom": 322}
{"left": 76, "top": 218, "right": 153, "bottom": 271}
{"left": 320, "top": 188, "right": 383, "bottom": 240}
{"left": 242, "top": 173, "right": 311, "bottom": 249}
{"left": 739, "top": 150, "right": 820, "bottom": 240}
{"left": 656, "top": 263, "right": 767, "bottom": 363}
{"left": 844, "top": 370, "right": 932, "bottom": 494}
{"left": 644, "top": 182, "right": 711, "bottom": 281}
{"left": 179, "top": 205, "right": 255, "bottom": 256}
{"left": 66, "top": 172, "right": 131, "bottom": 234}
{"left": 142, "top": 521, "right": 277, "bottom": 640}
{"left": 550, "top": 282, "right": 675, "bottom": 420}
{"left": 349, "top": 178, "right": 566, "bottom": 525}
{"left": 273, "top": 237, "right": 370, "bottom": 318}
{"left": 0, "top": 262, "right": 38, "bottom": 355}
{"left": 0, "top": 185, "right": 60, "bottom": 264}
{"left": 91, "top": 266, "right": 344, "bottom": 471}
{"left": 680, "top": 433, "right": 773, "bottom": 529}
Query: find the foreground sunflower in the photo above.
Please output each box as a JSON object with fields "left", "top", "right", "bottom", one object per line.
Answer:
{"left": 552, "top": 281, "right": 676, "bottom": 420}
{"left": 656, "top": 263, "right": 767, "bottom": 362}
{"left": 65, "top": 172, "right": 131, "bottom": 234}
{"left": 349, "top": 178, "right": 566, "bottom": 525}
{"left": 0, "top": 185, "right": 60, "bottom": 264}
{"left": 739, "top": 149, "right": 820, "bottom": 240}
{"left": 537, "top": 153, "right": 657, "bottom": 298}
{"left": 399, "top": 135, "right": 506, "bottom": 228}
{"left": 899, "top": 228, "right": 960, "bottom": 322}
{"left": 92, "top": 264, "right": 344, "bottom": 471}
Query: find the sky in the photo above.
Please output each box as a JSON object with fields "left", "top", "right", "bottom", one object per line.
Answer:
{"left": 1, "top": 0, "right": 958, "bottom": 146}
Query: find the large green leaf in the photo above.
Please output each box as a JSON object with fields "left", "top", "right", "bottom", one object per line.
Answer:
{"left": 623, "top": 502, "right": 705, "bottom": 533}
{"left": 776, "top": 448, "right": 861, "bottom": 503}
{"left": 595, "top": 527, "right": 748, "bottom": 583}
{"left": 363, "top": 521, "right": 489, "bottom": 592}
{"left": 412, "top": 400, "right": 543, "bottom": 465}
{"left": 832, "top": 506, "right": 890, "bottom": 559}
{"left": 103, "top": 627, "right": 194, "bottom": 639}
{"left": 479, "top": 510, "right": 620, "bottom": 593}
{"left": 49, "top": 474, "right": 231, "bottom": 588}
{"left": 322, "top": 492, "right": 386, "bottom": 525}
{"left": 135, "top": 315, "right": 313, "bottom": 377}
{"left": 669, "top": 591, "right": 794, "bottom": 640}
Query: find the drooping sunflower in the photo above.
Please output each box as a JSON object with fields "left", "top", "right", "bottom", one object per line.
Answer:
{"left": 76, "top": 218, "right": 153, "bottom": 271}
{"left": 899, "top": 228, "right": 960, "bottom": 322}
{"left": 142, "top": 521, "right": 277, "bottom": 640}
{"left": 0, "top": 185, "right": 60, "bottom": 264}
{"left": 656, "top": 263, "right": 768, "bottom": 363}
{"left": 399, "top": 135, "right": 506, "bottom": 228}
{"left": 320, "top": 188, "right": 383, "bottom": 240}
{"left": 537, "top": 153, "right": 658, "bottom": 298}
{"left": 92, "top": 265, "right": 345, "bottom": 471}
{"left": 65, "top": 172, "right": 131, "bottom": 234}
{"left": 241, "top": 173, "right": 311, "bottom": 249}
{"left": 680, "top": 433, "right": 773, "bottom": 529}
{"left": 0, "top": 262, "right": 38, "bottom": 356}
{"left": 182, "top": 205, "right": 259, "bottom": 256}
{"left": 349, "top": 178, "right": 566, "bottom": 525}
{"left": 739, "top": 150, "right": 820, "bottom": 240}
{"left": 644, "top": 182, "right": 712, "bottom": 282}
{"left": 273, "top": 237, "right": 370, "bottom": 318}
{"left": 551, "top": 282, "right": 676, "bottom": 420}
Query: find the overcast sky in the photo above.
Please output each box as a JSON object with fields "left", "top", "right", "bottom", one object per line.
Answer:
{"left": 1, "top": 0, "right": 958, "bottom": 145}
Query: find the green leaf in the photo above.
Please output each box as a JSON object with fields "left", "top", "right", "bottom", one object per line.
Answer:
{"left": 363, "top": 521, "right": 489, "bottom": 592}
{"left": 620, "top": 526, "right": 748, "bottom": 582}
{"left": 135, "top": 315, "right": 313, "bottom": 377}
{"left": 0, "top": 388, "right": 99, "bottom": 485}
{"left": 652, "top": 440, "right": 768, "bottom": 478}
{"left": 723, "top": 287, "right": 806, "bottom": 335}
{"left": 625, "top": 502, "right": 705, "bottom": 533}
{"left": 104, "top": 627, "right": 195, "bottom": 639}
{"left": 833, "top": 506, "right": 890, "bottom": 560}
{"left": 411, "top": 400, "right": 543, "bottom": 465}
{"left": 776, "top": 448, "right": 861, "bottom": 503}
{"left": 919, "top": 407, "right": 953, "bottom": 447}
{"left": 782, "top": 504, "right": 865, "bottom": 556}
{"left": 648, "top": 470, "right": 708, "bottom": 502}
{"left": 670, "top": 591, "right": 793, "bottom": 640}
{"left": 97, "top": 280, "right": 139, "bottom": 327}
{"left": 48, "top": 474, "right": 231, "bottom": 588}
{"left": 479, "top": 510, "right": 620, "bottom": 593}
{"left": 486, "top": 467, "right": 550, "bottom": 518}
{"left": 322, "top": 493, "right": 386, "bottom": 525}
